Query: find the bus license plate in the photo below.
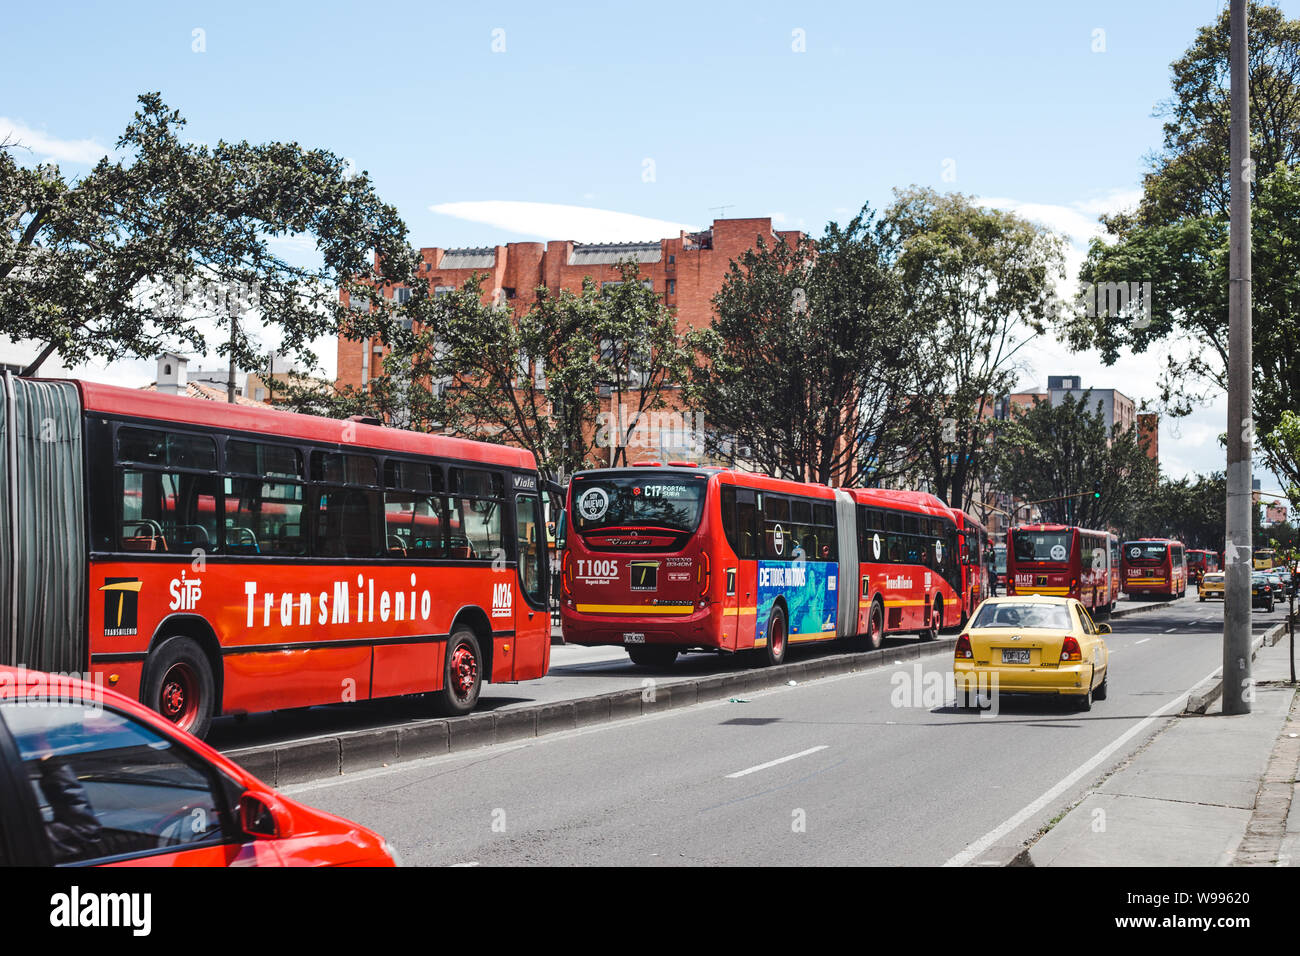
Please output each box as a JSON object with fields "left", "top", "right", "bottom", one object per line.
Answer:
{"left": 1001, "top": 649, "right": 1030, "bottom": 664}
{"left": 623, "top": 633, "right": 646, "bottom": 644}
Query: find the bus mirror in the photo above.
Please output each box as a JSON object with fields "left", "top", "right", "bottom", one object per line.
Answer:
{"left": 555, "top": 509, "right": 567, "bottom": 551}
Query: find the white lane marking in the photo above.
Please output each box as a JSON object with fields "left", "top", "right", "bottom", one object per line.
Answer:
{"left": 943, "top": 663, "right": 1221, "bottom": 867}
{"left": 1134, "top": 638, "right": 1151, "bottom": 645}
{"left": 1165, "top": 628, "right": 1178, "bottom": 633}
{"left": 726, "top": 745, "right": 828, "bottom": 779}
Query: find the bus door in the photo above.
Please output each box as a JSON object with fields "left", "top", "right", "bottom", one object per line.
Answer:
{"left": 512, "top": 492, "right": 550, "bottom": 678}
{"left": 731, "top": 488, "right": 760, "bottom": 648}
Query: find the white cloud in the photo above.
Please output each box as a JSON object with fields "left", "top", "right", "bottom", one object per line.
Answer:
{"left": 429, "top": 200, "right": 698, "bottom": 243}
{"left": 0, "top": 117, "right": 110, "bottom": 165}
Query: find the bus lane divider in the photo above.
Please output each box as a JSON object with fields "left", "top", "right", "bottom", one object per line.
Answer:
{"left": 223, "top": 637, "right": 958, "bottom": 786}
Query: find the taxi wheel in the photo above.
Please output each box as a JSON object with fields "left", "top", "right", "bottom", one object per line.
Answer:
{"left": 1094, "top": 672, "right": 1109, "bottom": 701}
{"left": 1075, "top": 672, "right": 1094, "bottom": 712}
{"left": 432, "top": 628, "right": 482, "bottom": 717}
{"left": 143, "top": 636, "right": 215, "bottom": 739}
{"left": 758, "top": 607, "right": 788, "bottom": 667}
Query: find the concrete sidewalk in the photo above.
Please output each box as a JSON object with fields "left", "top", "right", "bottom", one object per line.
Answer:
{"left": 1027, "top": 621, "right": 1300, "bottom": 866}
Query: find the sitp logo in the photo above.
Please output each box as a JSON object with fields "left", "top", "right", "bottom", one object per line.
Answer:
{"left": 491, "top": 581, "right": 513, "bottom": 618}
{"left": 100, "top": 578, "right": 141, "bottom": 636}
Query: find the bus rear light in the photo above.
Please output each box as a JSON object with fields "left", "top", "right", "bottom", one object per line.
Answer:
{"left": 1060, "top": 636, "right": 1082, "bottom": 662}
{"left": 561, "top": 551, "right": 573, "bottom": 596}
{"left": 698, "top": 552, "right": 711, "bottom": 597}
{"left": 955, "top": 634, "right": 972, "bottom": 659}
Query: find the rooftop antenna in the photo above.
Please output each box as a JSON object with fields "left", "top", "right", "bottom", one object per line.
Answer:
{"left": 709, "top": 204, "right": 733, "bottom": 220}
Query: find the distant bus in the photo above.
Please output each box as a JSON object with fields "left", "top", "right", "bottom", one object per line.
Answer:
{"left": 0, "top": 376, "right": 553, "bottom": 739}
{"left": 1006, "top": 524, "right": 1115, "bottom": 615}
{"left": 993, "top": 543, "right": 1007, "bottom": 593}
{"left": 1122, "top": 538, "right": 1188, "bottom": 598}
{"left": 1187, "top": 548, "right": 1220, "bottom": 582}
{"left": 949, "top": 509, "right": 990, "bottom": 624}
{"left": 558, "top": 465, "right": 963, "bottom": 666}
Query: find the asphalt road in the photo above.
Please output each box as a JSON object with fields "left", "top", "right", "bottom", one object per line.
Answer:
{"left": 279, "top": 595, "right": 1291, "bottom": 865}
{"left": 207, "top": 593, "right": 1180, "bottom": 753}
{"left": 209, "top": 629, "right": 940, "bottom": 751}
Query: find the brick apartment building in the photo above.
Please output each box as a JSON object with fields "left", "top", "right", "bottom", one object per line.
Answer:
{"left": 336, "top": 217, "right": 803, "bottom": 465}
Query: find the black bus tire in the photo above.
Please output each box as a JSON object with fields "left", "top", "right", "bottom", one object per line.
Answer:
{"left": 432, "top": 628, "right": 483, "bottom": 717}
{"left": 758, "top": 606, "right": 788, "bottom": 667}
{"left": 143, "top": 636, "right": 216, "bottom": 740}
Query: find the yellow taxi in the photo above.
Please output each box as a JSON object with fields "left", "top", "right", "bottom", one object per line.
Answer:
{"left": 1198, "top": 571, "right": 1225, "bottom": 601}
{"left": 954, "top": 595, "right": 1110, "bottom": 711}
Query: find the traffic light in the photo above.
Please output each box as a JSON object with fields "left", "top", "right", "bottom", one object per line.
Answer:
{"left": 1092, "top": 480, "right": 1102, "bottom": 500}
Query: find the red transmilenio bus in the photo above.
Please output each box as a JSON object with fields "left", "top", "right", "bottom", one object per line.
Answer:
{"left": 1006, "top": 524, "right": 1117, "bottom": 615}
{"left": 1186, "top": 548, "right": 1220, "bottom": 584}
{"left": 559, "top": 465, "right": 963, "bottom": 665}
{"left": 1121, "top": 538, "right": 1188, "bottom": 598}
{"left": 949, "top": 509, "right": 990, "bottom": 624}
{"left": 0, "top": 376, "right": 553, "bottom": 738}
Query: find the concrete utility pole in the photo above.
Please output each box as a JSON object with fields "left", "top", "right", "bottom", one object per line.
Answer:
{"left": 1224, "top": 0, "right": 1253, "bottom": 714}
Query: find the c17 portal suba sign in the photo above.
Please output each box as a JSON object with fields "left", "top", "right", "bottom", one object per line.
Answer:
{"left": 100, "top": 577, "right": 143, "bottom": 636}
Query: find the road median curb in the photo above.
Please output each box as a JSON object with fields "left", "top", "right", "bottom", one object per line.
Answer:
{"left": 225, "top": 636, "right": 957, "bottom": 786}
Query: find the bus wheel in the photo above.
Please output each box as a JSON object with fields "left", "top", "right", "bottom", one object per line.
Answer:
{"left": 433, "top": 628, "right": 483, "bottom": 717}
{"left": 144, "top": 637, "right": 215, "bottom": 739}
{"left": 627, "top": 646, "right": 677, "bottom": 668}
{"left": 758, "top": 607, "right": 788, "bottom": 667}
{"left": 919, "top": 600, "right": 942, "bottom": 642}
{"left": 865, "top": 600, "right": 885, "bottom": 651}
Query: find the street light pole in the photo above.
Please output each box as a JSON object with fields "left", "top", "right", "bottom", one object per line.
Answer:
{"left": 1224, "top": 0, "right": 1253, "bottom": 714}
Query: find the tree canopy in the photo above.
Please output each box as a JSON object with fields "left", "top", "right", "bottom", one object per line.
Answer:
{"left": 1, "top": 93, "right": 413, "bottom": 377}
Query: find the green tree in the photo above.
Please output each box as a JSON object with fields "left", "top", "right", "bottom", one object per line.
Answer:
{"left": 1, "top": 93, "right": 413, "bottom": 378}
{"left": 1063, "top": 4, "right": 1300, "bottom": 489}
{"left": 689, "top": 207, "right": 918, "bottom": 485}
{"left": 1127, "top": 472, "right": 1228, "bottom": 548}
{"left": 994, "top": 392, "right": 1158, "bottom": 530}
{"left": 880, "top": 187, "right": 1066, "bottom": 511}
{"left": 320, "top": 260, "right": 696, "bottom": 486}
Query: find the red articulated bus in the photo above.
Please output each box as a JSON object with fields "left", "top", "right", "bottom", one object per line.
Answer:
{"left": 1121, "top": 538, "right": 1188, "bottom": 598}
{"left": 949, "top": 509, "right": 990, "bottom": 624}
{"left": 0, "top": 376, "right": 553, "bottom": 738}
{"left": 559, "top": 465, "right": 961, "bottom": 666}
{"left": 846, "top": 488, "right": 964, "bottom": 646}
{"left": 1006, "top": 524, "right": 1117, "bottom": 616}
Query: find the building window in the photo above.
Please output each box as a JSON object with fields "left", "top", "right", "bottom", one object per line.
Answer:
{"left": 668, "top": 254, "right": 675, "bottom": 265}
{"left": 667, "top": 280, "right": 676, "bottom": 295}
{"left": 394, "top": 287, "right": 412, "bottom": 305}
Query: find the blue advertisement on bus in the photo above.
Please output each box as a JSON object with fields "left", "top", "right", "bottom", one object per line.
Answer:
{"left": 756, "top": 560, "right": 839, "bottom": 643}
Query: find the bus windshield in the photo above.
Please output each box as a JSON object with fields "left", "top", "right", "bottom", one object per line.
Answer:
{"left": 1125, "top": 542, "right": 1168, "bottom": 564}
{"left": 572, "top": 474, "right": 707, "bottom": 535}
{"left": 1013, "top": 531, "right": 1071, "bottom": 564}
{"left": 994, "top": 546, "right": 1006, "bottom": 574}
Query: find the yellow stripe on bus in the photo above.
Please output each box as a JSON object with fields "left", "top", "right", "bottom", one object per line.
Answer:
{"left": 1018, "top": 586, "right": 1071, "bottom": 595}
{"left": 789, "top": 631, "right": 837, "bottom": 643}
{"left": 575, "top": 603, "right": 695, "bottom": 615}
{"left": 883, "top": 599, "right": 928, "bottom": 607}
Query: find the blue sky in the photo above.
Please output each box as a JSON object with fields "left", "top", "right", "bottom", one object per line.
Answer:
{"left": 3, "top": 0, "right": 1296, "bottom": 495}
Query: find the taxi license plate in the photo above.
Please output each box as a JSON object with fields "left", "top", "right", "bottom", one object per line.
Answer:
{"left": 1001, "top": 648, "right": 1031, "bottom": 664}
